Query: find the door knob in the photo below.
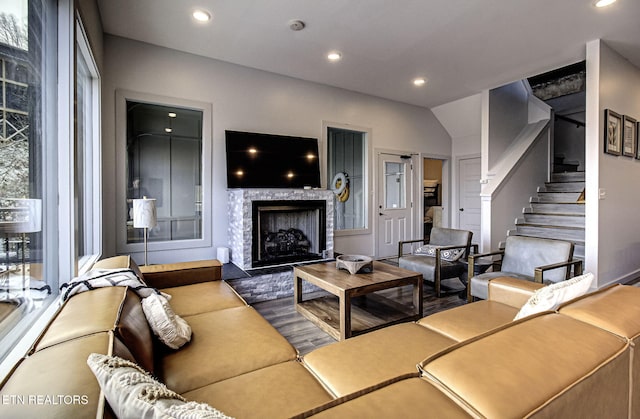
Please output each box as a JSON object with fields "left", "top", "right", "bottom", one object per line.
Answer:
{"left": 459, "top": 208, "right": 464, "bottom": 211}
{"left": 379, "top": 212, "right": 384, "bottom": 216}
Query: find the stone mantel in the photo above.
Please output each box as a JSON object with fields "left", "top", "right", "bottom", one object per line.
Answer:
{"left": 227, "top": 189, "right": 334, "bottom": 270}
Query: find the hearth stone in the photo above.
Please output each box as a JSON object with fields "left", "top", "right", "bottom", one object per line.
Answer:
{"left": 226, "top": 268, "right": 322, "bottom": 304}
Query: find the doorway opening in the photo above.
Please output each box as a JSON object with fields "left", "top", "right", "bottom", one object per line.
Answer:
{"left": 423, "top": 158, "right": 443, "bottom": 238}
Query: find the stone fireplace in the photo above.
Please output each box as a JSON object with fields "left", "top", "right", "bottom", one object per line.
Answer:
{"left": 228, "top": 189, "right": 334, "bottom": 270}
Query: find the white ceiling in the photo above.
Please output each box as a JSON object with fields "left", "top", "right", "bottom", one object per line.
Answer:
{"left": 96, "top": 0, "right": 640, "bottom": 109}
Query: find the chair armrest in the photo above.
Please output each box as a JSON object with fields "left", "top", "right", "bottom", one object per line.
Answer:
{"left": 434, "top": 244, "right": 468, "bottom": 252}
{"left": 468, "top": 250, "right": 504, "bottom": 280}
{"left": 533, "top": 259, "right": 584, "bottom": 283}
{"left": 467, "top": 249, "right": 505, "bottom": 302}
{"left": 140, "top": 259, "right": 222, "bottom": 289}
{"left": 488, "top": 276, "right": 545, "bottom": 308}
{"left": 398, "top": 238, "right": 429, "bottom": 258}
{"left": 468, "top": 249, "right": 505, "bottom": 260}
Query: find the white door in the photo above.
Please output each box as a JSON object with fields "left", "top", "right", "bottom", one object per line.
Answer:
{"left": 458, "top": 157, "right": 481, "bottom": 247}
{"left": 377, "top": 153, "right": 413, "bottom": 258}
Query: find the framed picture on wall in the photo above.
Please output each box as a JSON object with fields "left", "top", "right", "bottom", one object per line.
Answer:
{"left": 604, "top": 109, "right": 622, "bottom": 156}
{"left": 622, "top": 115, "right": 637, "bottom": 157}
{"left": 637, "top": 121, "right": 640, "bottom": 160}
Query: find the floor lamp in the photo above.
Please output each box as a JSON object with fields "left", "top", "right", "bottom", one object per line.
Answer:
{"left": 133, "top": 197, "right": 157, "bottom": 266}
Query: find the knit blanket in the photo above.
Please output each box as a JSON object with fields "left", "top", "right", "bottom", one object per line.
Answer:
{"left": 60, "top": 268, "right": 162, "bottom": 302}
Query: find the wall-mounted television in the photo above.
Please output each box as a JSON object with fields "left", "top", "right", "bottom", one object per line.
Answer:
{"left": 225, "top": 130, "right": 321, "bottom": 189}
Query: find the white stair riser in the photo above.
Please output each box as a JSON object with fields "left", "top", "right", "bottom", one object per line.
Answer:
{"left": 534, "top": 192, "right": 582, "bottom": 202}
{"left": 539, "top": 182, "right": 585, "bottom": 192}
{"left": 529, "top": 203, "right": 585, "bottom": 214}
{"left": 522, "top": 214, "right": 585, "bottom": 227}
{"left": 515, "top": 225, "right": 585, "bottom": 241}
{"left": 551, "top": 172, "right": 585, "bottom": 182}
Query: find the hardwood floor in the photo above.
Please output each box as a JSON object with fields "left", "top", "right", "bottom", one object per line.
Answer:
{"left": 252, "top": 282, "right": 467, "bottom": 355}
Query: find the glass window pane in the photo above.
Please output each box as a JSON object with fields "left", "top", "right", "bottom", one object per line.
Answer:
{"left": 126, "top": 102, "right": 203, "bottom": 243}
{"left": 6, "top": 83, "right": 28, "bottom": 112}
{"left": 0, "top": 0, "right": 56, "bottom": 354}
{"left": 76, "top": 22, "right": 101, "bottom": 266}
{"left": 384, "top": 161, "right": 405, "bottom": 209}
{"left": 5, "top": 61, "right": 29, "bottom": 84}
{"left": 328, "top": 127, "right": 366, "bottom": 230}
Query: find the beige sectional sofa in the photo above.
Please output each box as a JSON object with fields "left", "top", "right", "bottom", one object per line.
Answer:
{"left": 0, "top": 256, "right": 639, "bottom": 418}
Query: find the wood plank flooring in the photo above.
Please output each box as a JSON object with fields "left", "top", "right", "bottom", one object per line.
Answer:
{"left": 253, "top": 282, "right": 467, "bottom": 355}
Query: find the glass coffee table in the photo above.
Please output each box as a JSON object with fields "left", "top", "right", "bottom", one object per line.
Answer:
{"left": 294, "top": 261, "right": 423, "bottom": 340}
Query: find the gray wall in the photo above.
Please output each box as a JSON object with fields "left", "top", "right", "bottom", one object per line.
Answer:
{"left": 102, "top": 35, "right": 452, "bottom": 261}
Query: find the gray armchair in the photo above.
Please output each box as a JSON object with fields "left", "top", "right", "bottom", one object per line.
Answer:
{"left": 398, "top": 227, "right": 473, "bottom": 297}
{"left": 467, "top": 235, "right": 583, "bottom": 302}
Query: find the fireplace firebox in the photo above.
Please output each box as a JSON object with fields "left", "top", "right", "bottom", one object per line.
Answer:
{"left": 252, "top": 200, "right": 326, "bottom": 268}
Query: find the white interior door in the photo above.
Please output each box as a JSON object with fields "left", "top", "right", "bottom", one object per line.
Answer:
{"left": 458, "top": 157, "right": 481, "bottom": 247}
{"left": 377, "top": 153, "right": 413, "bottom": 258}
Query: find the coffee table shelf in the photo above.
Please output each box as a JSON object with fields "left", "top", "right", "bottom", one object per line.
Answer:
{"left": 294, "top": 261, "right": 423, "bottom": 341}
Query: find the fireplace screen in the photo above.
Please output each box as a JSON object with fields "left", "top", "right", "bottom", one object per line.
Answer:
{"left": 252, "top": 200, "right": 326, "bottom": 267}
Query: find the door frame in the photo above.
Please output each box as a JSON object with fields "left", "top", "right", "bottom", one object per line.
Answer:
{"left": 420, "top": 153, "right": 451, "bottom": 232}
{"left": 374, "top": 148, "right": 420, "bottom": 258}
{"left": 455, "top": 154, "right": 482, "bottom": 249}
{"left": 453, "top": 153, "right": 481, "bottom": 228}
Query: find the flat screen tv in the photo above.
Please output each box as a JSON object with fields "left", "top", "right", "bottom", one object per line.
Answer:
{"left": 225, "top": 130, "right": 321, "bottom": 189}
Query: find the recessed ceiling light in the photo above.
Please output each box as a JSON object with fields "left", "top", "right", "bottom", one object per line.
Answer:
{"left": 413, "top": 78, "right": 427, "bottom": 87}
{"left": 595, "top": 0, "right": 616, "bottom": 7}
{"left": 168, "top": 112, "right": 177, "bottom": 118}
{"left": 327, "top": 51, "right": 342, "bottom": 62}
{"left": 192, "top": 9, "right": 212, "bottom": 22}
{"left": 165, "top": 127, "right": 173, "bottom": 133}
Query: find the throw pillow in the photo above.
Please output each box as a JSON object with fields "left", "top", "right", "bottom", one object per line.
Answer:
{"left": 142, "top": 293, "right": 192, "bottom": 350}
{"left": 415, "top": 244, "right": 465, "bottom": 262}
{"left": 514, "top": 272, "right": 594, "bottom": 320}
{"left": 87, "top": 353, "right": 232, "bottom": 419}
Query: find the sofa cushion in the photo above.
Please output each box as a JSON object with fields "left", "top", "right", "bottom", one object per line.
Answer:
{"left": 142, "top": 293, "right": 192, "bottom": 349}
{"left": 0, "top": 332, "right": 133, "bottom": 419}
{"left": 161, "top": 281, "right": 246, "bottom": 317}
{"left": 487, "top": 276, "right": 544, "bottom": 308}
{"left": 87, "top": 353, "right": 231, "bottom": 419}
{"left": 299, "top": 377, "right": 473, "bottom": 419}
{"left": 184, "top": 361, "right": 333, "bottom": 419}
{"left": 558, "top": 284, "right": 640, "bottom": 419}
{"left": 469, "top": 271, "right": 533, "bottom": 300}
{"left": 140, "top": 260, "right": 222, "bottom": 288}
{"left": 417, "top": 300, "right": 518, "bottom": 342}
{"left": 33, "top": 287, "right": 155, "bottom": 373}
{"left": 513, "top": 272, "right": 594, "bottom": 320}
{"left": 419, "top": 313, "right": 629, "bottom": 419}
{"left": 162, "top": 306, "right": 298, "bottom": 393}
{"left": 558, "top": 284, "right": 640, "bottom": 340}
{"left": 302, "top": 322, "right": 455, "bottom": 397}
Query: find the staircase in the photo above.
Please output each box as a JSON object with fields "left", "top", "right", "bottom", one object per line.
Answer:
{"left": 510, "top": 171, "right": 585, "bottom": 259}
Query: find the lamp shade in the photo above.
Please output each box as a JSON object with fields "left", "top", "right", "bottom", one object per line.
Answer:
{"left": 132, "top": 198, "right": 157, "bottom": 229}
{"left": 0, "top": 198, "right": 42, "bottom": 234}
